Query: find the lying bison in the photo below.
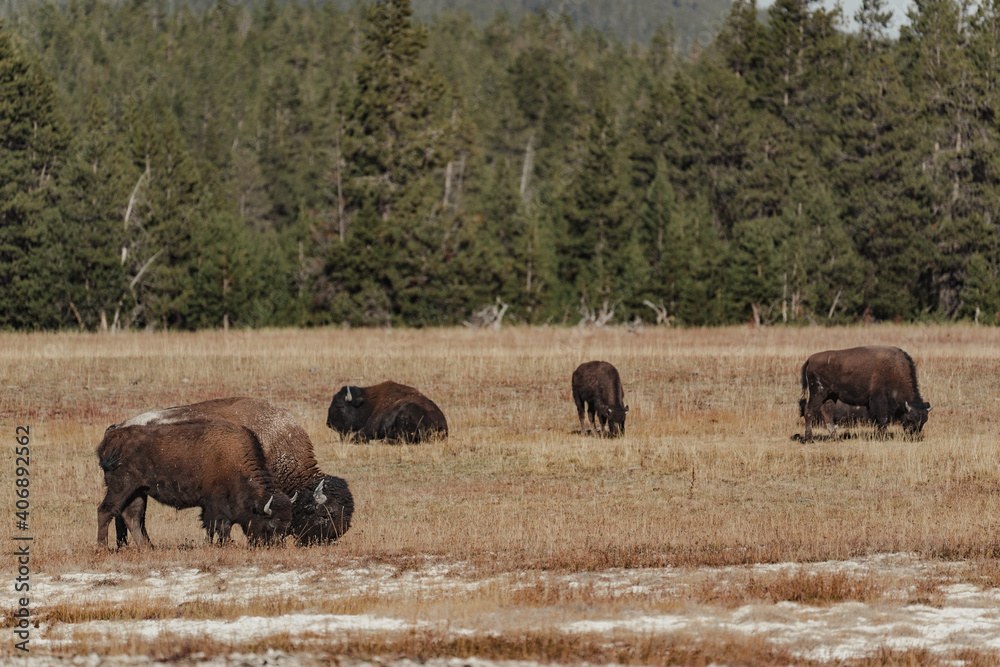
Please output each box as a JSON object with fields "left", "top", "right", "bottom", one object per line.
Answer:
{"left": 97, "top": 422, "right": 292, "bottom": 548}
{"left": 572, "top": 361, "right": 629, "bottom": 437}
{"left": 111, "top": 397, "right": 353, "bottom": 544}
{"left": 800, "top": 345, "right": 931, "bottom": 442}
{"left": 327, "top": 381, "right": 448, "bottom": 443}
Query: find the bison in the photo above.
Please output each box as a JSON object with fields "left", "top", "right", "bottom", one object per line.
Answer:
{"left": 798, "top": 398, "right": 871, "bottom": 436}
{"left": 326, "top": 381, "right": 448, "bottom": 443}
{"left": 572, "top": 361, "right": 629, "bottom": 437}
{"left": 97, "top": 421, "right": 292, "bottom": 548}
{"left": 800, "top": 345, "right": 931, "bottom": 442}
{"left": 111, "top": 397, "right": 354, "bottom": 545}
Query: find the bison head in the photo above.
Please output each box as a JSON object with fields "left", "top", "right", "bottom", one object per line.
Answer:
{"left": 605, "top": 405, "right": 629, "bottom": 437}
{"left": 290, "top": 476, "right": 355, "bottom": 545}
{"left": 901, "top": 400, "right": 932, "bottom": 435}
{"left": 244, "top": 492, "right": 293, "bottom": 545}
{"left": 327, "top": 385, "right": 369, "bottom": 438}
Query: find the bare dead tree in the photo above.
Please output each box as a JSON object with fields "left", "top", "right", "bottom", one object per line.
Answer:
{"left": 643, "top": 299, "right": 671, "bottom": 326}
{"left": 520, "top": 133, "right": 534, "bottom": 205}
{"left": 464, "top": 298, "right": 509, "bottom": 329}
{"left": 335, "top": 122, "right": 346, "bottom": 242}
{"left": 578, "top": 298, "right": 617, "bottom": 328}
{"left": 827, "top": 288, "right": 843, "bottom": 319}
{"left": 124, "top": 159, "right": 150, "bottom": 231}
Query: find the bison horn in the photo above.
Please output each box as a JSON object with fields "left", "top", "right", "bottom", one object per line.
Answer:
{"left": 314, "top": 479, "right": 327, "bottom": 505}
{"left": 290, "top": 492, "right": 299, "bottom": 504}
{"left": 345, "top": 387, "right": 352, "bottom": 403}
{"left": 905, "top": 401, "right": 912, "bottom": 412}
{"left": 263, "top": 495, "right": 274, "bottom": 516}
{"left": 927, "top": 404, "right": 933, "bottom": 411}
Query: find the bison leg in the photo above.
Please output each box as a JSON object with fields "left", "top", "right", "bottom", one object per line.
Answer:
{"left": 597, "top": 408, "right": 610, "bottom": 437}
{"left": 201, "top": 507, "right": 233, "bottom": 544}
{"left": 216, "top": 520, "right": 233, "bottom": 543}
{"left": 803, "top": 386, "right": 829, "bottom": 443}
{"left": 573, "top": 390, "right": 589, "bottom": 434}
{"left": 390, "top": 408, "right": 427, "bottom": 443}
{"left": 586, "top": 402, "right": 599, "bottom": 436}
{"left": 869, "top": 395, "right": 890, "bottom": 438}
{"left": 113, "top": 517, "right": 128, "bottom": 548}
{"left": 97, "top": 477, "right": 137, "bottom": 548}
{"left": 820, "top": 401, "right": 839, "bottom": 441}
{"left": 97, "top": 495, "right": 118, "bottom": 548}
{"left": 119, "top": 494, "right": 152, "bottom": 549}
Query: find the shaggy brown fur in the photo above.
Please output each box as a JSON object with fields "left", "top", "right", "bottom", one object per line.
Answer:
{"left": 112, "top": 397, "right": 353, "bottom": 544}
{"left": 572, "top": 361, "right": 629, "bottom": 437}
{"left": 96, "top": 422, "right": 292, "bottom": 548}
{"left": 326, "top": 381, "right": 448, "bottom": 444}
{"left": 800, "top": 346, "right": 931, "bottom": 442}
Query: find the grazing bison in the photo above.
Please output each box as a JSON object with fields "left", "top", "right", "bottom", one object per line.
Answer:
{"left": 326, "top": 381, "right": 448, "bottom": 443}
{"left": 96, "top": 422, "right": 292, "bottom": 548}
{"left": 800, "top": 345, "right": 931, "bottom": 442}
{"left": 111, "top": 397, "right": 354, "bottom": 544}
{"left": 572, "top": 361, "right": 629, "bottom": 437}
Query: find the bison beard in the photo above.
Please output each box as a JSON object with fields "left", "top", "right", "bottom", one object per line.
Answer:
{"left": 110, "top": 397, "right": 354, "bottom": 545}
{"left": 800, "top": 345, "right": 931, "bottom": 442}
{"left": 96, "top": 422, "right": 292, "bottom": 548}
{"left": 326, "top": 381, "right": 448, "bottom": 444}
{"left": 572, "top": 361, "right": 629, "bottom": 437}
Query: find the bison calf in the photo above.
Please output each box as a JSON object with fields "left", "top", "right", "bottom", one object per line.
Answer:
{"left": 798, "top": 398, "right": 871, "bottom": 436}
{"left": 572, "top": 361, "right": 629, "bottom": 437}
{"left": 113, "top": 397, "right": 354, "bottom": 545}
{"left": 800, "top": 345, "right": 931, "bottom": 442}
{"left": 327, "top": 381, "right": 448, "bottom": 443}
{"left": 96, "top": 422, "right": 292, "bottom": 548}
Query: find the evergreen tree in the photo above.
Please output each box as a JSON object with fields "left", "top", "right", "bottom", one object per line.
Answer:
{"left": 959, "top": 252, "right": 1000, "bottom": 322}
{"left": 779, "top": 177, "right": 866, "bottom": 322}
{"left": 901, "top": 0, "right": 986, "bottom": 317}
{"left": 0, "top": 26, "right": 67, "bottom": 328}
{"left": 318, "top": 0, "right": 460, "bottom": 325}
{"left": 727, "top": 213, "right": 787, "bottom": 325}
{"left": 836, "top": 0, "right": 937, "bottom": 320}
{"left": 559, "top": 100, "right": 638, "bottom": 319}
{"left": 10, "top": 0, "right": 1000, "bottom": 329}
{"left": 55, "top": 98, "right": 134, "bottom": 330}
{"left": 508, "top": 43, "right": 577, "bottom": 185}
{"left": 636, "top": 156, "right": 686, "bottom": 322}
{"left": 124, "top": 93, "right": 207, "bottom": 329}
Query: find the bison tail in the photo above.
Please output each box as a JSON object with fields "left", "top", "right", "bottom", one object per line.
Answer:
{"left": 798, "top": 362, "right": 810, "bottom": 418}
{"left": 98, "top": 444, "right": 121, "bottom": 473}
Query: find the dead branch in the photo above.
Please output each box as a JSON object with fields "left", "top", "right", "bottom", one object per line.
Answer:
{"left": 578, "top": 299, "right": 617, "bottom": 328}
{"left": 124, "top": 160, "right": 150, "bottom": 231}
{"left": 642, "top": 299, "right": 672, "bottom": 326}
{"left": 465, "top": 298, "right": 509, "bottom": 329}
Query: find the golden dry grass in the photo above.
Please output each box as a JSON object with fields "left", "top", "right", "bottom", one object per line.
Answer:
{"left": 2, "top": 324, "right": 1000, "bottom": 663}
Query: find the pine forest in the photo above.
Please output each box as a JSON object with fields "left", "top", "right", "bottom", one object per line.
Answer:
{"left": 2, "top": 0, "right": 1000, "bottom": 331}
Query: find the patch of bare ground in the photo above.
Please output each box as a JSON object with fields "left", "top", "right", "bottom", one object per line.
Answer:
{"left": 2, "top": 325, "right": 1000, "bottom": 664}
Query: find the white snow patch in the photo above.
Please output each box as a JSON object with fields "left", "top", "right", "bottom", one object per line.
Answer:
{"left": 563, "top": 597, "right": 1000, "bottom": 661}
{"left": 22, "top": 554, "right": 1000, "bottom": 663}
{"left": 37, "top": 613, "right": 413, "bottom": 648}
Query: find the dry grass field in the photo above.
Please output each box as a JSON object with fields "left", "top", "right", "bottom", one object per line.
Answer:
{"left": 2, "top": 324, "right": 1000, "bottom": 665}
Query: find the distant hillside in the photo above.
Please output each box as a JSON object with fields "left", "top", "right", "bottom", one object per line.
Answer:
{"left": 0, "top": 0, "right": 735, "bottom": 48}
